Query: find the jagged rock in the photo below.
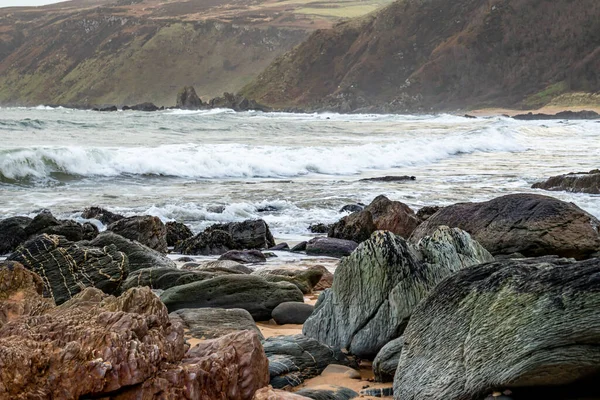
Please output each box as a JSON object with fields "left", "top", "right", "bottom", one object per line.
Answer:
{"left": 25, "top": 210, "right": 85, "bottom": 241}
{"left": 264, "top": 334, "right": 356, "bottom": 389}
{"left": 416, "top": 206, "right": 441, "bottom": 221}
{"left": 176, "top": 85, "right": 203, "bottom": 109}
{"left": 394, "top": 256, "right": 600, "bottom": 400}
{"left": 410, "top": 193, "right": 600, "bottom": 260}
{"left": 166, "top": 220, "right": 194, "bottom": 246}
{"left": 303, "top": 229, "right": 492, "bottom": 359}
{"left": 306, "top": 237, "right": 358, "bottom": 258}
{"left": 513, "top": 110, "right": 600, "bottom": 120}
{"left": 120, "top": 267, "right": 215, "bottom": 292}
{"left": 0, "top": 216, "right": 31, "bottom": 255}
{"left": 88, "top": 231, "right": 176, "bottom": 272}
{"left": 339, "top": 204, "right": 365, "bottom": 213}
{"left": 359, "top": 175, "right": 416, "bottom": 182}
{"left": 209, "top": 92, "right": 270, "bottom": 112}
{"left": 310, "top": 265, "right": 334, "bottom": 291}
{"left": 7, "top": 234, "right": 128, "bottom": 305}
{"left": 107, "top": 215, "right": 168, "bottom": 253}
{"left": 253, "top": 387, "right": 312, "bottom": 399}
{"left": 309, "top": 223, "right": 332, "bottom": 233}
{"left": 329, "top": 195, "right": 420, "bottom": 243}
{"left": 0, "top": 286, "right": 185, "bottom": 398}
{"left": 81, "top": 206, "right": 125, "bottom": 225}
{"left": 170, "top": 307, "right": 264, "bottom": 340}
{"left": 176, "top": 219, "right": 275, "bottom": 256}
{"left": 160, "top": 275, "right": 304, "bottom": 320}
{"left": 272, "top": 302, "right": 314, "bottom": 325}
{"left": 532, "top": 169, "right": 600, "bottom": 194}
{"left": 373, "top": 336, "right": 404, "bottom": 382}
{"left": 254, "top": 267, "right": 324, "bottom": 294}
{"left": 291, "top": 241, "right": 308, "bottom": 252}
{"left": 270, "top": 243, "right": 290, "bottom": 251}
{"left": 0, "top": 261, "right": 54, "bottom": 328}
{"left": 295, "top": 386, "right": 358, "bottom": 400}
{"left": 220, "top": 249, "right": 267, "bottom": 263}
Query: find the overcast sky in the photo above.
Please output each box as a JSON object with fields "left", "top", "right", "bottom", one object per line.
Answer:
{"left": 1, "top": 0, "right": 67, "bottom": 7}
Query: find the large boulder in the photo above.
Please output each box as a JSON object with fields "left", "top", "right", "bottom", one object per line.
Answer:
{"left": 329, "top": 195, "right": 420, "bottom": 243}
{"left": 175, "top": 219, "right": 275, "bottom": 256}
{"left": 394, "top": 256, "right": 600, "bottom": 400}
{"left": 264, "top": 334, "right": 356, "bottom": 389}
{"left": 532, "top": 169, "right": 600, "bottom": 194}
{"left": 170, "top": 307, "right": 264, "bottom": 340}
{"left": 0, "top": 216, "right": 31, "bottom": 255}
{"left": 410, "top": 193, "right": 600, "bottom": 260}
{"left": 7, "top": 234, "right": 128, "bottom": 305}
{"left": 303, "top": 229, "right": 492, "bottom": 359}
{"left": 272, "top": 302, "right": 315, "bottom": 325}
{"left": 160, "top": 275, "right": 304, "bottom": 320}
{"left": 176, "top": 85, "right": 203, "bottom": 109}
{"left": 88, "top": 231, "right": 175, "bottom": 272}
{"left": 81, "top": 206, "right": 125, "bottom": 225}
{"left": 107, "top": 215, "right": 168, "bottom": 253}
{"left": 305, "top": 237, "right": 358, "bottom": 258}
{"left": 120, "top": 267, "right": 216, "bottom": 292}
{"left": 166, "top": 220, "right": 194, "bottom": 246}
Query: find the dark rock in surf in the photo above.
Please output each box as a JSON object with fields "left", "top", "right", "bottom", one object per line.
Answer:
{"left": 107, "top": 215, "right": 168, "bottom": 253}
{"left": 272, "top": 302, "right": 315, "bottom": 325}
{"left": 81, "top": 206, "right": 125, "bottom": 225}
{"left": 165, "top": 221, "right": 193, "bottom": 246}
{"left": 329, "top": 195, "right": 420, "bottom": 243}
{"left": 532, "top": 169, "right": 600, "bottom": 194}
{"left": 270, "top": 243, "right": 290, "bottom": 251}
{"left": 359, "top": 175, "right": 416, "bottom": 182}
{"left": 160, "top": 274, "right": 304, "bottom": 320}
{"left": 0, "top": 216, "right": 31, "bottom": 255}
{"left": 26, "top": 210, "right": 97, "bottom": 242}
{"left": 127, "top": 102, "right": 160, "bottom": 112}
{"left": 209, "top": 92, "right": 270, "bottom": 112}
{"left": 512, "top": 110, "right": 600, "bottom": 120}
{"left": 176, "top": 86, "right": 203, "bottom": 109}
{"left": 291, "top": 241, "right": 308, "bottom": 252}
{"left": 394, "top": 256, "right": 600, "bottom": 400}
{"left": 305, "top": 237, "right": 358, "bottom": 258}
{"left": 7, "top": 234, "right": 128, "bottom": 305}
{"left": 309, "top": 223, "right": 331, "bottom": 233}
{"left": 169, "top": 307, "right": 263, "bottom": 340}
{"left": 410, "top": 193, "right": 600, "bottom": 260}
{"left": 339, "top": 204, "right": 364, "bottom": 213}
{"left": 263, "top": 334, "right": 356, "bottom": 389}
{"left": 416, "top": 206, "right": 441, "bottom": 221}
{"left": 219, "top": 249, "right": 267, "bottom": 264}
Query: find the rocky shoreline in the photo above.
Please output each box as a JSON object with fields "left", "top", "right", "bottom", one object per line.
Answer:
{"left": 1, "top": 181, "right": 600, "bottom": 399}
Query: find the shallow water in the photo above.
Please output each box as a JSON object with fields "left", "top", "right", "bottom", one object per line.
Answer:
{"left": 1, "top": 106, "right": 598, "bottom": 242}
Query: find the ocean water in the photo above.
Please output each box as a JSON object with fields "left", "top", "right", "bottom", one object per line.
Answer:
{"left": 1, "top": 106, "right": 599, "bottom": 243}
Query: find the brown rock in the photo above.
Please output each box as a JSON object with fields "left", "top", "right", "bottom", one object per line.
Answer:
{"left": 308, "top": 265, "right": 334, "bottom": 291}
{"left": 410, "top": 193, "right": 600, "bottom": 260}
{"left": 107, "top": 215, "right": 168, "bottom": 253}
{"left": 329, "top": 195, "right": 420, "bottom": 242}
{"left": 253, "top": 387, "right": 312, "bottom": 400}
{"left": 532, "top": 169, "right": 600, "bottom": 194}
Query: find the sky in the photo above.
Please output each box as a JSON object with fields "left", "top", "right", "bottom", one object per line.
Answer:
{"left": 0, "top": 0, "right": 67, "bottom": 7}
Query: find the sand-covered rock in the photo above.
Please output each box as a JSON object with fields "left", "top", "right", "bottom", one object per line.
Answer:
{"left": 394, "top": 256, "right": 600, "bottom": 400}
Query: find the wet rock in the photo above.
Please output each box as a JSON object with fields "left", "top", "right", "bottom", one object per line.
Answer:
{"left": 88, "top": 231, "right": 176, "bottom": 272}
{"left": 120, "top": 267, "right": 215, "bottom": 291}
{"left": 0, "top": 216, "right": 31, "bottom": 255}
{"left": 359, "top": 175, "right": 416, "bottom": 182}
{"left": 309, "top": 223, "right": 332, "bottom": 233}
{"left": 329, "top": 195, "right": 420, "bottom": 243}
{"left": 253, "top": 387, "right": 312, "bottom": 399}
{"left": 176, "top": 85, "right": 203, "bottom": 109}
{"left": 170, "top": 307, "right": 264, "bottom": 340}
{"left": 394, "top": 256, "right": 600, "bottom": 400}
{"left": 220, "top": 249, "right": 267, "bottom": 263}
{"left": 7, "top": 234, "right": 128, "bottom": 305}
{"left": 373, "top": 336, "right": 404, "bottom": 382}
{"left": 513, "top": 110, "right": 600, "bottom": 120}
{"left": 127, "top": 102, "right": 159, "bottom": 111}
{"left": 303, "top": 229, "right": 492, "bottom": 359}
{"left": 339, "top": 204, "right": 365, "bottom": 213}
{"left": 291, "top": 241, "right": 308, "bottom": 252}
{"left": 272, "top": 302, "right": 315, "bottom": 324}
{"left": 264, "top": 334, "right": 356, "bottom": 389}
{"left": 160, "top": 275, "right": 304, "bottom": 320}
{"left": 257, "top": 205, "right": 278, "bottom": 212}
{"left": 410, "top": 193, "right": 600, "bottom": 260}
{"left": 81, "top": 206, "right": 125, "bottom": 225}
{"left": 176, "top": 219, "right": 275, "bottom": 256}
{"left": 270, "top": 243, "right": 290, "bottom": 251}
{"left": 416, "top": 205, "right": 441, "bottom": 221}
{"left": 166, "top": 220, "right": 194, "bottom": 246}
{"left": 0, "top": 261, "right": 53, "bottom": 327}
{"left": 209, "top": 92, "right": 270, "bottom": 112}
{"left": 107, "top": 215, "right": 168, "bottom": 253}
{"left": 295, "top": 386, "right": 358, "bottom": 400}
{"left": 94, "top": 105, "right": 118, "bottom": 112}
{"left": 306, "top": 237, "right": 358, "bottom": 258}
{"left": 532, "top": 169, "right": 600, "bottom": 194}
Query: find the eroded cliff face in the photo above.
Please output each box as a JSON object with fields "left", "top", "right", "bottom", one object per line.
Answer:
{"left": 241, "top": 0, "right": 600, "bottom": 112}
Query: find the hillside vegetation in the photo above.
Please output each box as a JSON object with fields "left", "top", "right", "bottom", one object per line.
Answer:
{"left": 241, "top": 0, "right": 600, "bottom": 112}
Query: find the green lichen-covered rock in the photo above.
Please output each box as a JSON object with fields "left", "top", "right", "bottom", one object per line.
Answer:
{"left": 120, "top": 267, "right": 216, "bottom": 292}
{"left": 394, "top": 256, "right": 600, "bottom": 400}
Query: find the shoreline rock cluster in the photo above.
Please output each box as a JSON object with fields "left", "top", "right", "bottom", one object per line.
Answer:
{"left": 1, "top": 188, "right": 600, "bottom": 399}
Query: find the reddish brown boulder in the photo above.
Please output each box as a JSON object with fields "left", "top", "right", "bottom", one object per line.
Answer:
{"left": 329, "top": 195, "right": 420, "bottom": 242}
{"left": 253, "top": 387, "right": 312, "bottom": 399}
{"left": 309, "top": 265, "right": 334, "bottom": 291}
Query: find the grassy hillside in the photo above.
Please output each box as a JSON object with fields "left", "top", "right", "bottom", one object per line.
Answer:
{"left": 0, "top": 0, "right": 393, "bottom": 106}
{"left": 241, "top": 0, "right": 600, "bottom": 112}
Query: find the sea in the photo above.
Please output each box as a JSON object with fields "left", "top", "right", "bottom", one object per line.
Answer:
{"left": 1, "top": 106, "right": 599, "bottom": 244}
